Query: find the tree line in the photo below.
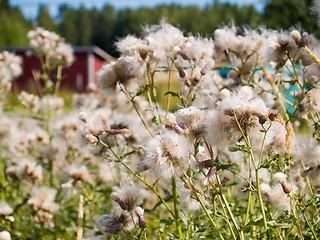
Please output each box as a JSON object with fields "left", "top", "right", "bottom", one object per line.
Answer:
{"left": 0, "top": 0, "right": 319, "bottom": 56}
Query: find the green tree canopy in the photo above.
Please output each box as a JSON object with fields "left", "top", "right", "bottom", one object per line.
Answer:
{"left": 264, "top": 0, "right": 320, "bottom": 36}
{"left": 0, "top": 0, "right": 31, "bottom": 46}
{"left": 36, "top": 5, "right": 57, "bottom": 32}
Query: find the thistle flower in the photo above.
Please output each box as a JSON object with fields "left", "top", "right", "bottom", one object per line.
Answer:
{"left": 67, "top": 163, "right": 90, "bottom": 182}
{"left": 0, "top": 202, "right": 13, "bottom": 216}
{"left": 260, "top": 183, "right": 272, "bottom": 199}
{"left": 0, "top": 231, "right": 11, "bottom": 240}
{"left": 134, "top": 207, "right": 146, "bottom": 228}
{"left": 273, "top": 172, "right": 292, "bottom": 194}
{"left": 204, "top": 86, "right": 269, "bottom": 148}
{"left": 271, "top": 32, "right": 298, "bottom": 63}
{"left": 96, "top": 210, "right": 134, "bottom": 234}
{"left": 61, "top": 164, "right": 91, "bottom": 198}
{"left": 27, "top": 27, "right": 74, "bottom": 66}
{"left": 142, "top": 131, "right": 194, "bottom": 178}
{"left": 0, "top": 116, "right": 12, "bottom": 138}
{"left": 175, "top": 106, "right": 206, "bottom": 138}
{"left": 48, "top": 41, "right": 74, "bottom": 66}
{"left": 144, "top": 21, "right": 185, "bottom": 61}
{"left": 35, "top": 96, "right": 64, "bottom": 114}
{"left": 260, "top": 183, "right": 291, "bottom": 213}
{"left": 290, "top": 30, "right": 301, "bottom": 45}
{"left": 192, "top": 71, "right": 230, "bottom": 108}
{"left": 27, "top": 186, "right": 59, "bottom": 212}
{"left": 255, "top": 121, "right": 288, "bottom": 155}
{"left": 35, "top": 210, "right": 55, "bottom": 228}
{"left": 98, "top": 56, "right": 144, "bottom": 95}
{"left": 179, "top": 186, "right": 207, "bottom": 212}
{"left": 110, "top": 184, "right": 143, "bottom": 211}
{"left": 213, "top": 26, "right": 265, "bottom": 64}
{"left": 81, "top": 110, "right": 110, "bottom": 136}
{"left": 56, "top": 114, "right": 82, "bottom": 143}
{"left": 18, "top": 91, "right": 39, "bottom": 109}
{"left": 297, "top": 88, "right": 320, "bottom": 118}
{"left": 174, "top": 60, "right": 185, "bottom": 78}
{"left": 0, "top": 51, "right": 22, "bottom": 91}
{"left": 6, "top": 158, "right": 43, "bottom": 181}
{"left": 301, "top": 145, "right": 320, "bottom": 186}
{"left": 116, "top": 35, "right": 151, "bottom": 60}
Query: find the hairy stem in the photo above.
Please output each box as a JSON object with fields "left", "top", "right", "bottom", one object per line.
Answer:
{"left": 177, "top": 162, "right": 225, "bottom": 240}
{"left": 54, "top": 65, "right": 63, "bottom": 97}
{"left": 172, "top": 177, "right": 183, "bottom": 239}
{"left": 102, "top": 142, "right": 175, "bottom": 218}
{"left": 120, "top": 87, "right": 154, "bottom": 137}
{"left": 233, "top": 113, "right": 268, "bottom": 231}
{"left": 215, "top": 174, "right": 244, "bottom": 240}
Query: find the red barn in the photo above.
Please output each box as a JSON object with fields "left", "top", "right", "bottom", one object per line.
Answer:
{"left": 3, "top": 46, "right": 114, "bottom": 93}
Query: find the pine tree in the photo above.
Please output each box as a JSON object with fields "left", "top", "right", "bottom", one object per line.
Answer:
{"left": 36, "top": 5, "right": 57, "bottom": 32}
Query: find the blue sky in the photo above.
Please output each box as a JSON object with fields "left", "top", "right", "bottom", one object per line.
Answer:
{"left": 10, "top": 0, "right": 266, "bottom": 19}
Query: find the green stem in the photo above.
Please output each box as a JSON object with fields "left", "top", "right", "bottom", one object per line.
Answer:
{"left": 255, "top": 169, "right": 268, "bottom": 229}
{"left": 165, "top": 63, "right": 173, "bottom": 117}
{"left": 303, "top": 212, "right": 318, "bottom": 240}
{"left": 49, "top": 158, "right": 53, "bottom": 187}
{"left": 102, "top": 142, "right": 174, "bottom": 218}
{"left": 177, "top": 162, "right": 224, "bottom": 240}
{"left": 203, "top": 139, "right": 239, "bottom": 239}
{"left": 288, "top": 154, "right": 304, "bottom": 240}
{"left": 54, "top": 65, "right": 62, "bottom": 97}
{"left": 77, "top": 181, "right": 92, "bottom": 201}
{"left": 288, "top": 55, "right": 305, "bottom": 97}
{"left": 233, "top": 113, "right": 268, "bottom": 231}
{"left": 0, "top": 158, "right": 6, "bottom": 200}
{"left": 172, "top": 177, "right": 183, "bottom": 239}
{"left": 258, "top": 123, "right": 272, "bottom": 168}
{"left": 244, "top": 190, "right": 252, "bottom": 225}
{"left": 121, "top": 88, "right": 154, "bottom": 137}
{"left": 202, "top": 169, "right": 236, "bottom": 239}
{"left": 217, "top": 195, "right": 237, "bottom": 240}
{"left": 267, "top": 206, "right": 284, "bottom": 240}
{"left": 146, "top": 61, "right": 158, "bottom": 103}
{"left": 244, "top": 139, "right": 254, "bottom": 226}
{"left": 215, "top": 174, "right": 244, "bottom": 240}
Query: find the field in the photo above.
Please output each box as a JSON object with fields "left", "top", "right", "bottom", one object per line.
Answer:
{"left": 0, "top": 24, "right": 319, "bottom": 240}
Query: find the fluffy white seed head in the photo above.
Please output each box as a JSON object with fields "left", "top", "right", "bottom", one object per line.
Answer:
{"left": 111, "top": 184, "right": 143, "bottom": 211}
{"left": 175, "top": 107, "right": 206, "bottom": 138}
{"left": 260, "top": 183, "right": 272, "bottom": 196}
{"left": 27, "top": 186, "right": 59, "bottom": 212}
{"left": 0, "top": 202, "right": 13, "bottom": 216}
{"left": 134, "top": 206, "right": 144, "bottom": 217}
{"left": 96, "top": 210, "right": 133, "bottom": 234}
{"left": 290, "top": 30, "right": 301, "bottom": 44}
{"left": 143, "top": 131, "right": 194, "bottom": 178}
{"left": 269, "top": 184, "right": 291, "bottom": 212}
{"left": 297, "top": 88, "right": 320, "bottom": 117}
{"left": 27, "top": 27, "right": 74, "bottom": 66}
{"left": 0, "top": 231, "right": 11, "bottom": 240}
{"left": 273, "top": 172, "right": 287, "bottom": 183}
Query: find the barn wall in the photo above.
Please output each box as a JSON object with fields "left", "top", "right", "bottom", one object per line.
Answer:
{"left": 93, "top": 56, "right": 107, "bottom": 84}
{"left": 11, "top": 51, "right": 89, "bottom": 93}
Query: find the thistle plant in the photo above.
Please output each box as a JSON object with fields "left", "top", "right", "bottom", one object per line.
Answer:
{"left": 0, "top": 19, "right": 320, "bottom": 240}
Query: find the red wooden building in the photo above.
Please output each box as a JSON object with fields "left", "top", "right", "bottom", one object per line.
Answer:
{"left": 4, "top": 46, "right": 114, "bottom": 92}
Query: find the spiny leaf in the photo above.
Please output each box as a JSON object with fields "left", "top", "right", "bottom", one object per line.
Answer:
{"left": 164, "top": 91, "right": 180, "bottom": 98}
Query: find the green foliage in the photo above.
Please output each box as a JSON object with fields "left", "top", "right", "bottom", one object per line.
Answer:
{"left": 36, "top": 5, "right": 57, "bottom": 32}
{"left": 264, "top": 0, "right": 320, "bottom": 37}
{"left": 3, "top": 0, "right": 320, "bottom": 54}
{"left": 0, "top": 0, "right": 31, "bottom": 46}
